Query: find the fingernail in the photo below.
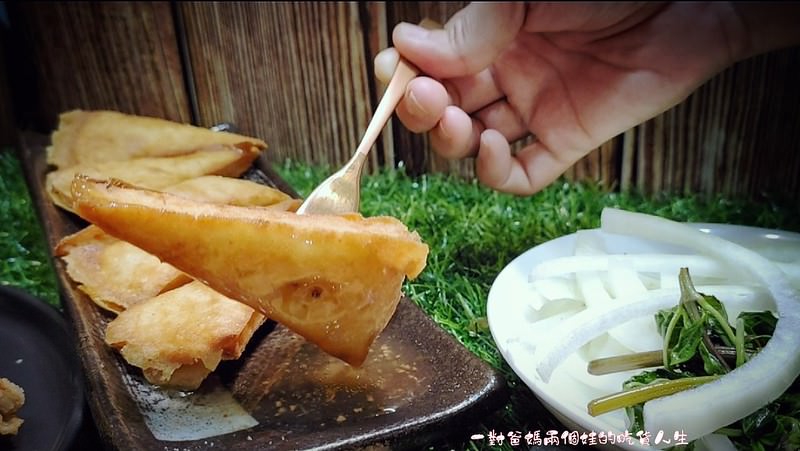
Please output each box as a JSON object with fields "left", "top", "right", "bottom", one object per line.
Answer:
{"left": 436, "top": 113, "right": 450, "bottom": 141}
{"left": 396, "top": 22, "right": 428, "bottom": 41}
{"left": 407, "top": 89, "right": 428, "bottom": 117}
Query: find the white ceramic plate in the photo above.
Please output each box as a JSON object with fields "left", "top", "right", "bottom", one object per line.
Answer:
{"left": 487, "top": 223, "right": 800, "bottom": 450}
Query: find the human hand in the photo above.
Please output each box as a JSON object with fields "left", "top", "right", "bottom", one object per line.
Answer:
{"left": 375, "top": 2, "right": 753, "bottom": 195}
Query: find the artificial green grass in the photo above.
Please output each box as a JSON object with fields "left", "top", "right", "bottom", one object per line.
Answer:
{"left": 1, "top": 150, "right": 798, "bottom": 449}
{"left": 0, "top": 149, "right": 60, "bottom": 307}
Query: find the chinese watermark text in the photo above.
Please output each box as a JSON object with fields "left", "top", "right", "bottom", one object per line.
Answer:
{"left": 470, "top": 429, "right": 689, "bottom": 447}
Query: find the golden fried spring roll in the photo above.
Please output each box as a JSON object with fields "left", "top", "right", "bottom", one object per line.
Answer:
{"left": 55, "top": 226, "right": 191, "bottom": 313}
{"left": 46, "top": 142, "right": 261, "bottom": 213}
{"left": 105, "top": 281, "right": 265, "bottom": 390}
{"left": 56, "top": 177, "right": 298, "bottom": 313}
{"left": 47, "top": 110, "right": 267, "bottom": 169}
{"left": 163, "top": 175, "right": 294, "bottom": 207}
{"left": 73, "top": 177, "right": 429, "bottom": 366}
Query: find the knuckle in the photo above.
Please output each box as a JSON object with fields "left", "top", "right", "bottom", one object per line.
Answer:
{"left": 446, "top": 20, "right": 475, "bottom": 72}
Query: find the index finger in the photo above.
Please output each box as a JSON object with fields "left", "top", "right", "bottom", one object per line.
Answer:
{"left": 374, "top": 18, "right": 442, "bottom": 85}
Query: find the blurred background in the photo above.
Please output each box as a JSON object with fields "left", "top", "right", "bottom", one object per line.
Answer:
{"left": 1, "top": 1, "right": 798, "bottom": 203}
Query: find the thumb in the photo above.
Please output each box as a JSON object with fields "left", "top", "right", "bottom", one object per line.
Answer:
{"left": 392, "top": 3, "right": 526, "bottom": 79}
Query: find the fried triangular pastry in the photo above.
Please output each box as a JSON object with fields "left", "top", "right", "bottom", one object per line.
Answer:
{"left": 55, "top": 225, "right": 191, "bottom": 313}
{"left": 46, "top": 143, "right": 260, "bottom": 212}
{"left": 55, "top": 178, "right": 299, "bottom": 313}
{"left": 105, "top": 281, "right": 266, "bottom": 390}
{"left": 47, "top": 110, "right": 267, "bottom": 169}
{"left": 72, "top": 177, "right": 429, "bottom": 366}
{"left": 164, "top": 175, "right": 296, "bottom": 207}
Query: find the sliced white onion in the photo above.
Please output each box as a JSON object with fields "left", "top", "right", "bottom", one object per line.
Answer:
{"left": 606, "top": 263, "right": 648, "bottom": 299}
{"left": 531, "top": 297, "right": 584, "bottom": 322}
{"left": 532, "top": 254, "right": 797, "bottom": 289}
{"left": 573, "top": 265, "right": 663, "bottom": 352}
{"left": 607, "top": 264, "right": 663, "bottom": 351}
{"left": 521, "top": 305, "right": 585, "bottom": 344}
{"left": 601, "top": 208, "right": 800, "bottom": 443}
{"left": 575, "top": 269, "right": 612, "bottom": 309}
{"left": 530, "top": 276, "right": 579, "bottom": 306}
{"left": 573, "top": 231, "right": 614, "bottom": 311}
{"left": 567, "top": 335, "right": 644, "bottom": 393}
{"left": 531, "top": 253, "right": 742, "bottom": 281}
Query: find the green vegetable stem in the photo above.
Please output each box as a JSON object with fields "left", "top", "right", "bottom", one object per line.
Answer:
{"left": 662, "top": 268, "right": 740, "bottom": 372}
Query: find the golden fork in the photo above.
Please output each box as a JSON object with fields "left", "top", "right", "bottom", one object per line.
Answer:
{"left": 296, "top": 19, "right": 439, "bottom": 215}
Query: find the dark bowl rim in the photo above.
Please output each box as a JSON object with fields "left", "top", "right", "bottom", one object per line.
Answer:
{"left": 0, "top": 284, "right": 85, "bottom": 451}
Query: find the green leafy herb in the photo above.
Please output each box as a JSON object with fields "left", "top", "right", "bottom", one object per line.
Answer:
{"left": 658, "top": 269, "right": 740, "bottom": 374}
{"left": 738, "top": 311, "right": 778, "bottom": 350}
{"left": 588, "top": 268, "right": 795, "bottom": 450}
{"left": 731, "top": 387, "right": 800, "bottom": 450}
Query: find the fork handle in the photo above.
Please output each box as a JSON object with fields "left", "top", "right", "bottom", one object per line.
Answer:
{"left": 354, "top": 18, "right": 442, "bottom": 157}
{"left": 354, "top": 58, "right": 419, "bottom": 157}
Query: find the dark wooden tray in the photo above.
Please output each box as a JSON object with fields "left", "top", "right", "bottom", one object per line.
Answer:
{"left": 17, "top": 131, "right": 508, "bottom": 451}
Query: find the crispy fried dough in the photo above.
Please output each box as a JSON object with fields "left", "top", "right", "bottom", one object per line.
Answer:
{"left": 55, "top": 226, "right": 190, "bottom": 313}
{"left": 163, "top": 175, "right": 294, "bottom": 207}
{"left": 46, "top": 143, "right": 261, "bottom": 213}
{"left": 47, "top": 110, "right": 267, "bottom": 169}
{"left": 55, "top": 177, "right": 298, "bottom": 313}
{"left": 73, "top": 177, "right": 429, "bottom": 366}
{"left": 105, "top": 281, "right": 265, "bottom": 390}
{"left": 0, "top": 378, "right": 24, "bottom": 436}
